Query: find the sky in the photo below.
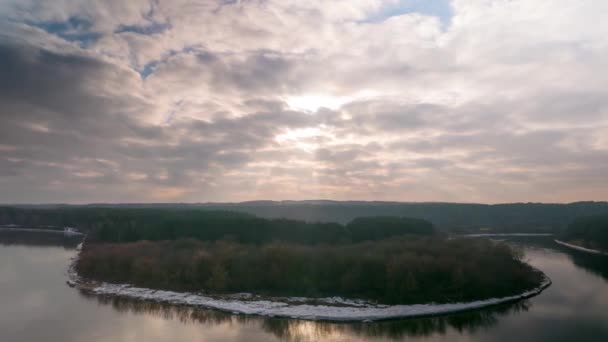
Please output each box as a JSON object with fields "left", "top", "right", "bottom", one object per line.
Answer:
{"left": 0, "top": 0, "right": 607, "bottom": 204}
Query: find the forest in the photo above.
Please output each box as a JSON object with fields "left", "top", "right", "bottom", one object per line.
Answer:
{"left": 202, "top": 201, "right": 608, "bottom": 232}
{"left": 1, "top": 205, "right": 546, "bottom": 304}
{"left": 560, "top": 216, "right": 608, "bottom": 251}
{"left": 5, "top": 200, "right": 608, "bottom": 232}
{"left": 76, "top": 236, "right": 543, "bottom": 305}
{"left": 0, "top": 207, "right": 434, "bottom": 244}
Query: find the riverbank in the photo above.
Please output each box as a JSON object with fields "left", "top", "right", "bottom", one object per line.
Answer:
{"left": 67, "top": 244, "right": 551, "bottom": 322}
{"left": 554, "top": 240, "right": 608, "bottom": 256}
{"left": 75, "top": 237, "right": 544, "bottom": 306}
{"left": 7, "top": 230, "right": 607, "bottom": 342}
{"left": 0, "top": 227, "right": 84, "bottom": 236}
{"left": 69, "top": 272, "right": 551, "bottom": 322}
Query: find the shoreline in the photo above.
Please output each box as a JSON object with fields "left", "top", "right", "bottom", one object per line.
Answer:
{"left": 0, "top": 227, "right": 84, "bottom": 236}
{"left": 461, "top": 233, "right": 553, "bottom": 237}
{"left": 554, "top": 240, "right": 608, "bottom": 256}
{"left": 67, "top": 246, "right": 551, "bottom": 322}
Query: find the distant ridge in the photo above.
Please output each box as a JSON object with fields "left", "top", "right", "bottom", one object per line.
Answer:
{"left": 2, "top": 201, "right": 608, "bottom": 232}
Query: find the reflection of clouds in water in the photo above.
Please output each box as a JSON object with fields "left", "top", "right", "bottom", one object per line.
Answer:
{"left": 528, "top": 249, "right": 608, "bottom": 310}
{"left": 3, "top": 238, "right": 608, "bottom": 342}
{"left": 506, "top": 243, "right": 600, "bottom": 316}
{"left": 20, "top": 291, "right": 50, "bottom": 312}
{"left": 565, "top": 251, "right": 608, "bottom": 282}
{"left": 469, "top": 239, "right": 608, "bottom": 342}
{"left": 0, "top": 243, "right": 74, "bottom": 341}
{"left": 77, "top": 292, "right": 277, "bottom": 342}
{"left": 556, "top": 252, "right": 608, "bottom": 317}
{"left": 0, "top": 259, "right": 17, "bottom": 284}
{"left": 82, "top": 291, "right": 531, "bottom": 341}
{"left": 6, "top": 245, "right": 73, "bottom": 266}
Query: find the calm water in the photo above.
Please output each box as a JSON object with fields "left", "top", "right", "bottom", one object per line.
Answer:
{"left": 1, "top": 234, "right": 608, "bottom": 342}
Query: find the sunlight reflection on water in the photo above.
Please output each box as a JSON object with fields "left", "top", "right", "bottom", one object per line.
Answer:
{"left": 1, "top": 234, "right": 608, "bottom": 342}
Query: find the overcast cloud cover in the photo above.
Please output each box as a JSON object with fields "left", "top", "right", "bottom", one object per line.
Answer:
{"left": 0, "top": 0, "right": 607, "bottom": 203}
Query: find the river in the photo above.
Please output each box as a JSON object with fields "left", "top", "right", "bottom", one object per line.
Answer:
{"left": 1, "top": 233, "right": 607, "bottom": 342}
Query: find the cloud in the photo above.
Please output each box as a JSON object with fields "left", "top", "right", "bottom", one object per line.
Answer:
{"left": 0, "top": 0, "right": 607, "bottom": 203}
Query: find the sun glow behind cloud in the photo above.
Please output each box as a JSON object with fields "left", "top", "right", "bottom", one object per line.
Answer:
{"left": 285, "top": 95, "right": 353, "bottom": 113}
{"left": 286, "top": 90, "right": 380, "bottom": 113}
{"left": 275, "top": 126, "right": 331, "bottom": 153}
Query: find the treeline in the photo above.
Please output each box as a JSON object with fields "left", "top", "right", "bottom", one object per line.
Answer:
{"left": 9, "top": 200, "right": 608, "bottom": 232}
{"left": 93, "top": 212, "right": 434, "bottom": 244}
{"left": 0, "top": 206, "right": 113, "bottom": 231}
{"left": 561, "top": 216, "right": 608, "bottom": 251}
{"left": 0, "top": 207, "right": 434, "bottom": 244}
{"left": 201, "top": 201, "right": 608, "bottom": 232}
{"left": 76, "top": 237, "right": 542, "bottom": 304}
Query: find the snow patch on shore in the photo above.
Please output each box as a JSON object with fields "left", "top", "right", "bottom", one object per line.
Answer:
{"left": 554, "top": 240, "right": 608, "bottom": 256}
{"left": 67, "top": 235, "right": 551, "bottom": 322}
{"left": 73, "top": 274, "right": 551, "bottom": 322}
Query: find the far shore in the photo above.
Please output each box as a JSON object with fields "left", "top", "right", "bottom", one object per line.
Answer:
{"left": 554, "top": 240, "right": 608, "bottom": 256}
{"left": 461, "top": 233, "right": 553, "bottom": 237}
{"left": 0, "top": 227, "right": 84, "bottom": 236}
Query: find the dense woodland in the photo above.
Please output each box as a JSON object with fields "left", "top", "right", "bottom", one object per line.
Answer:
{"left": 76, "top": 237, "right": 543, "bottom": 304}
{"left": 5, "top": 201, "right": 608, "bottom": 232}
{"left": 561, "top": 216, "right": 608, "bottom": 251}
{"left": 0, "top": 207, "right": 434, "bottom": 244}
{"left": 1, "top": 205, "right": 546, "bottom": 303}
{"left": 203, "top": 201, "right": 608, "bottom": 232}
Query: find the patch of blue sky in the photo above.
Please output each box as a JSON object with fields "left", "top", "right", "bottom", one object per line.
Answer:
{"left": 363, "top": 0, "right": 453, "bottom": 29}
{"left": 140, "top": 61, "right": 159, "bottom": 79}
{"left": 25, "top": 16, "right": 101, "bottom": 47}
{"left": 138, "top": 45, "right": 203, "bottom": 79}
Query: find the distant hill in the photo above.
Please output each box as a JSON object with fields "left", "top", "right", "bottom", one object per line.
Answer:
{"left": 198, "top": 201, "right": 608, "bottom": 232}
{"left": 4, "top": 201, "right": 608, "bottom": 233}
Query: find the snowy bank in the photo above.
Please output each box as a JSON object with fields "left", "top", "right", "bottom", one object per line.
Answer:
{"left": 81, "top": 279, "right": 550, "bottom": 321}
{"left": 554, "top": 240, "right": 608, "bottom": 256}
{"left": 69, "top": 256, "right": 551, "bottom": 322}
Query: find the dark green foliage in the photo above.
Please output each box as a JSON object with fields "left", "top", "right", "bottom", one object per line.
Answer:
{"left": 5, "top": 201, "right": 608, "bottom": 233}
{"left": 347, "top": 217, "right": 434, "bottom": 241}
{"left": 210, "top": 201, "right": 608, "bottom": 232}
{"left": 1, "top": 206, "right": 545, "bottom": 304}
{"left": 561, "top": 216, "right": 608, "bottom": 251}
{"left": 76, "top": 237, "right": 543, "bottom": 305}
{"left": 0, "top": 207, "right": 434, "bottom": 244}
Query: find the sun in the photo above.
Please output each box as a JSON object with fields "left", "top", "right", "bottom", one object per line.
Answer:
{"left": 285, "top": 90, "right": 380, "bottom": 113}
{"left": 285, "top": 94, "right": 353, "bottom": 112}
{"left": 275, "top": 126, "right": 328, "bottom": 152}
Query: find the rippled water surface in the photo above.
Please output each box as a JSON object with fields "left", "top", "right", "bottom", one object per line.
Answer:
{"left": 1, "top": 233, "right": 608, "bottom": 342}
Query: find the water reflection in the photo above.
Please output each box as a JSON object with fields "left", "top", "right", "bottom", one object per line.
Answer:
{"left": 507, "top": 236, "right": 608, "bottom": 282}
{"left": 0, "top": 230, "right": 82, "bottom": 249}
{"left": 560, "top": 248, "right": 608, "bottom": 281}
{"left": 3, "top": 234, "right": 608, "bottom": 342}
{"left": 262, "top": 301, "right": 531, "bottom": 341}
{"left": 80, "top": 290, "right": 532, "bottom": 341}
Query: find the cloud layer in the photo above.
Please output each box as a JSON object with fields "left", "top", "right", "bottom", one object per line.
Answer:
{"left": 0, "top": 0, "right": 607, "bottom": 203}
